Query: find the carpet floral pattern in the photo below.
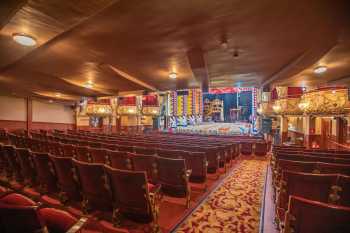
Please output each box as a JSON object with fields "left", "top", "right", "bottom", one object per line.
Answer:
{"left": 175, "top": 159, "right": 267, "bottom": 233}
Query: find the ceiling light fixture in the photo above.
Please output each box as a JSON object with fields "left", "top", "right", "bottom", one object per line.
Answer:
{"left": 314, "top": 66, "right": 327, "bottom": 74}
{"left": 84, "top": 81, "right": 94, "bottom": 88}
{"left": 55, "top": 93, "right": 61, "bottom": 97}
{"left": 169, "top": 72, "right": 177, "bottom": 79}
{"left": 12, "top": 33, "right": 37, "bottom": 46}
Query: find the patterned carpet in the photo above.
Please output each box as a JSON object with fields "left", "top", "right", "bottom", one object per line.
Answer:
{"left": 174, "top": 159, "right": 268, "bottom": 233}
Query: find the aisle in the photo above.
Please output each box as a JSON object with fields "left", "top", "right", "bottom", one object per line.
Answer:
{"left": 174, "top": 159, "right": 268, "bottom": 233}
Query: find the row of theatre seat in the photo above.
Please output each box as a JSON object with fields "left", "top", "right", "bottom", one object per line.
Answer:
{"left": 0, "top": 130, "right": 267, "bottom": 233}
{"left": 271, "top": 145, "right": 350, "bottom": 233}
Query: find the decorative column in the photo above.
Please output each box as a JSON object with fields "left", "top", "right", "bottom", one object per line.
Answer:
{"left": 26, "top": 97, "right": 32, "bottom": 135}
{"left": 280, "top": 116, "right": 288, "bottom": 143}
{"left": 303, "top": 116, "right": 315, "bottom": 148}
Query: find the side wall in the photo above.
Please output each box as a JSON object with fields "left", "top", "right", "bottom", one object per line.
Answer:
{"left": 0, "top": 96, "right": 75, "bottom": 131}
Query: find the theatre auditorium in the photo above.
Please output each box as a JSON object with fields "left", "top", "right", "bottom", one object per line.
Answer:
{"left": 0, "top": 1, "right": 350, "bottom": 233}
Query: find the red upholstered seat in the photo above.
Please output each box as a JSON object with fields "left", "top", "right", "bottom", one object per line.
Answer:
{"left": 134, "top": 146, "right": 156, "bottom": 155}
{"left": 89, "top": 148, "right": 108, "bottom": 164}
{"left": 104, "top": 166, "right": 162, "bottom": 231}
{"left": 15, "top": 148, "right": 37, "bottom": 186}
{"left": 107, "top": 151, "right": 133, "bottom": 170}
{"left": 0, "top": 193, "right": 36, "bottom": 206}
{"left": 38, "top": 207, "right": 78, "bottom": 233}
{"left": 131, "top": 154, "right": 158, "bottom": 184}
{"left": 50, "top": 155, "right": 81, "bottom": 203}
{"left": 73, "top": 159, "right": 112, "bottom": 213}
{"left": 156, "top": 157, "right": 191, "bottom": 208}
{"left": 283, "top": 196, "right": 350, "bottom": 233}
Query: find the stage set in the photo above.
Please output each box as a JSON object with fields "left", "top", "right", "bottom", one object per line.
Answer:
{"left": 166, "top": 87, "right": 257, "bottom": 135}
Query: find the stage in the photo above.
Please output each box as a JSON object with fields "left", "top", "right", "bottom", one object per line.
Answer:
{"left": 170, "top": 122, "right": 252, "bottom": 136}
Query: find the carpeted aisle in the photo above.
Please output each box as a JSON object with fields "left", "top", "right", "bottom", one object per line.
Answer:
{"left": 174, "top": 159, "right": 268, "bottom": 233}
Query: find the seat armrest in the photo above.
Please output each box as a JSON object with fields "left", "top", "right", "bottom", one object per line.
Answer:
{"left": 66, "top": 217, "right": 88, "bottom": 233}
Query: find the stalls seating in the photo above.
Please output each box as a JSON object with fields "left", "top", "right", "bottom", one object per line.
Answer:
{"left": 73, "top": 159, "right": 112, "bottom": 213}
{"left": 131, "top": 154, "right": 158, "bottom": 184}
{"left": 283, "top": 196, "right": 350, "bottom": 233}
{"left": 50, "top": 155, "right": 81, "bottom": 203}
{"left": 156, "top": 157, "right": 191, "bottom": 208}
{"left": 104, "top": 166, "right": 162, "bottom": 230}
{"left": 89, "top": 148, "right": 108, "bottom": 164}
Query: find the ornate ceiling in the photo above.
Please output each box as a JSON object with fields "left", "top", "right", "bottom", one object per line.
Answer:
{"left": 0, "top": 0, "right": 349, "bottom": 101}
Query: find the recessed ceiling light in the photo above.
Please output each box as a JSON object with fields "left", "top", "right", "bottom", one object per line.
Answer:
{"left": 12, "top": 33, "right": 37, "bottom": 46}
{"left": 55, "top": 93, "right": 61, "bottom": 97}
{"left": 169, "top": 72, "right": 177, "bottom": 79}
{"left": 83, "top": 81, "right": 94, "bottom": 88}
{"left": 314, "top": 66, "right": 327, "bottom": 74}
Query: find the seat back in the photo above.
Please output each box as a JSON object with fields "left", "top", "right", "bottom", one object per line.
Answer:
{"left": 50, "top": 155, "right": 81, "bottom": 202}
{"left": 157, "top": 149, "right": 187, "bottom": 159}
{"left": 0, "top": 203, "right": 44, "bottom": 233}
{"left": 33, "top": 152, "right": 58, "bottom": 194}
{"left": 62, "top": 144, "right": 76, "bottom": 157}
{"left": 75, "top": 146, "right": 90, "bottom": 162}
{"left": 89, "top": 148, "right": 107, "bottom": 164}
{"left": 0, "top": 193, "right": 36, "bottom": 206}
{"left": 187, "top": 152, "right": 207, "bottom": 183}
{"left": 73, "top": 159, "right": 112, "bottom": 211}
{"left": 336, "top": 175, "right": 350, "bottom": 207}
{"left": 278, "top": 171, "right": 337, "bottom": 211}
{"left": 157, "top": 157, "right": 188, "bottom": 196}
{"left": 117, "top": 145, "right": 134, "bottom": 153}
{"left": 255, "top": 142, "right": 268, "bottom": 156}
{"left": 241, "top": 142, "right": 253, "bottom": 155}
{"left": 15, "top": 148, "right": 36, "bottom": 185}
{"left": 107, "top": 151, "right": 133, "bottom": 170}
{"left": 284, "top": 196, "right": 350, "bottom": 233}
{"left": 131, "top": 154, "right": 158, "bottom": 184}
{"left": 48, "top": 142, "right": 63, "bottom": 156}
{"left": 3, "top": 145, "right": 22, "bottom": 181}
{"left": 104, "top": 166, "right": 152, "bottom": 219}
{"left": 38, "top": 207, "right": 78, "bottom": 233}
{"left": 134, "top": 146, "right": 156, "bottom": 155}
{"left": 318, "top": 162, "right": 350, "bottom": 176}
